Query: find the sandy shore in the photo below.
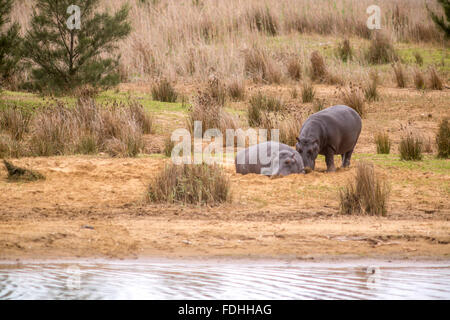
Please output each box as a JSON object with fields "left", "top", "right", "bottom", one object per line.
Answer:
{"left": 1, "top": 156, "right": 449, "bottom": 261}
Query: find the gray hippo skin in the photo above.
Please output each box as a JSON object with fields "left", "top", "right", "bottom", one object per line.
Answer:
{"left": 295, "top": 105, "right": 362, "bottom": 172}
{"left": 235, "top": 141, "right": 305, "bottom": 176}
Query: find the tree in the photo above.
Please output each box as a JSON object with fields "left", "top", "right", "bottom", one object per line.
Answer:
{"left": 427, "top": 0, "right": 450, "bottom": 38}
{"left": 22, "top": 0, "right": 131, "bottom": 94}
{"left": 0, "top": 0, "right": 21, "bottom": 89}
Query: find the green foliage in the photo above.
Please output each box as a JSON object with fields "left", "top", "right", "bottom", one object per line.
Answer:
{"left": 0, "top": 0, "right": 21, "bottom": 89}
{"left": 427, "top": 0, "right": 450, "bottom": 38}
{"left": 22, "top": 0, "right": 131, "bottom": 94}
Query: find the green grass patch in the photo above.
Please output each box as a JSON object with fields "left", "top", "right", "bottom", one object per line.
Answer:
{"left": 353, "top": 153, "right": 450, "bottom": 174}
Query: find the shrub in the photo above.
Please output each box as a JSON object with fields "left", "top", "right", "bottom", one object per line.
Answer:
{"left": 428, "top": 67, "right": 443, "bottom": 90}
{"left": 151, "top": 79, "right": 178, "bottom": 102}
{"left": 337, "top": 39, "right": 353, "bottom": 62}
{"left": 163, "top": 135, "right": 175, "bottom": 157}
{"left": 366, "top": 32, "right": 398, "bottom": 64}
{"left": 147, "top": 163, "right": 231, "bottom": 205}
{"left": 207, "top": 75, "right": 226, "bottom": 106}
{"left": 187, "top": 90, "right": 238, "bottom": 136}
{"left": 414, "top": 52, "right": 423, "bottom": 66}
{"left": 248, "top": 6, "right": 278, "bottom": 36}
{"left": 247, "top": 92, "right": 283, "bottom": 127}
{"left": 301, "top": 82, "right": 315, "bottom": 103}
{"left": 392, "top": 63, "right": 407, "bottom": 88}
{"left": 127, "top": 101, "right": 154, "bottom": 134}
{"left": 244, "top": 46, "right": 282, "bottom": 84}
{"left": 278, "top": 115, "right": 302, "bottom": 146}
{"left": 27, "top": 98, "right": 147, "bottom": 157}
{"left": 364, "top": 72, "right": 380, "bottom": 102}
{"left": 436, "top": 118, "right": 450, "bottom": 158}
{"left": 310, "top": 51, "right": 327, "bottom": 81}
{"left": 339, "top": 85, "right": 365, "bottom": 117}
{"left": 287, "top": 57, "right": 302, "bottom": 81}
{"left": 374, "top": 132, "right": 391, "bottom": 154}
{"left": 414, "top": 69, "right": 425, "bottom": 90}
{"left": 0, "top": 104, "right": 32, "bottom": 140}
{"left": 3, "top": 159, "right": 45, "bottom": 182}
{"left": 339, "top": 162, "right": 389, "bottom": 216}
{"left": 227, "top": 79, "right": 246, "bottom": 101}
{"left": 22, "top": 0, "right": 131, "bottom": 94}
{"left": 399, "top": 133, "right": 423, "bottom": 161}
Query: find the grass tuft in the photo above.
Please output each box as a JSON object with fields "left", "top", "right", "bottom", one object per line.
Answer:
{"left": 147, "top": 163, "right": 231, "bottom": 205}
{"left": 339, "top": 162, "right": 389, "bottom": 216}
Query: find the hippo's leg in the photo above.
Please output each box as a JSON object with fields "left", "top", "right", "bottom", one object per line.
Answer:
{"left": 342, "top": 149, "right": 353, "bottom": 168}
{"left": 325, "top": 149, "right": 336, "bottom": 172}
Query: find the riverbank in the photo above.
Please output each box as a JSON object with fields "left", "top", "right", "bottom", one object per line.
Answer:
{"left": 1, "top": 156, "right": 448, "bottom": 261}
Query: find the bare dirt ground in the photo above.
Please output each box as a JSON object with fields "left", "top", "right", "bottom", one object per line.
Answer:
{"left": 0, "top": 85, "right": 449, "bottom": 261}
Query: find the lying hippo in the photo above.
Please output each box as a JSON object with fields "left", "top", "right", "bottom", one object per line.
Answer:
{"left": 295, "top": 105, "right": 362, "bottom": 172}
{"left": 235, "top": 141, "right": 305, "bottom": 176}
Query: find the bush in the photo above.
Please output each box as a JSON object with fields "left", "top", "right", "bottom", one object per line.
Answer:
{"left": 227, "top": 79, "right": 246, "bottom": 101}
{"left": 301, "top": 82, "right": 315, "bottom": 103}
{"left": 414, "top": 69, "right": 425, "bottom": 90}
{"left": 278, "top": 115, "right": 303, "bottom": 146}
{"left": 375, "top": 132, "right": 391, "bottom": 154}
{"left": 399, "top": 133, "right": 423, "bottom": 161}
{"left": 366, "top": 32, "right": 398, "bottom": 64}
{"left": 163, "top": 135, "right": 175, "bottom": 158}
{"left": 310, "top": 51, "right": 327, "bottom": 81}
{"left": 207, "top": 75, "right": 226, "bottom": 106}
{"left": 428, "top": 67, "right": 443, "bottom": 90}
{"left": 414, "top": 52, "right": 423, "bottom": 66}
{"left": 339, "top": 162, "right": 389, "bottom": 216}
{"left": 248, "top": 6, "right": 278, "bottom": 36}
{"left": 151, "top": 79, "right": 178, "bottom": 102}
{"left": 244, "top": 46, "right": 282, "bottom": 84}
{"left": 147, "top": 163, "right": 231, "bottom": 205}
{"left": 247, "top": 92, "right": 283, "bottom": 127}
{"left": 364, "top": 72, "right": 380, "bottom": 102}
{"left": 337, "top": 39, "right": 353, "bottom": 62}
{"left": 436, "top": 118, "right": 450, "bottom": 158}
{"left": 187, "top": 90, "right": 238, "bottom": 136}
{"left": 22, "top": 0, "right": 131, "bottom": 94}
{"left": 287, "top": 57, "right": 302, "bottom": 81}
{"left": 392, "top": 63, "right": 407, "bottom": 88}
{"left": 339, "top": 85, "right": 365, "bottom": 117}
{"left": 0, "top": 104, "right": 32, "bottom": 140}
{"left": 2, "top": 98, "right": 149, "bottom": 158}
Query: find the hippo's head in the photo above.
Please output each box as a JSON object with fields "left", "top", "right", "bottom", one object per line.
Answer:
{"left": 295, "top": 138, "right": 319, "bottom": 172}
{"left": 274, "top": 150, "right": 305, "bottom": 176}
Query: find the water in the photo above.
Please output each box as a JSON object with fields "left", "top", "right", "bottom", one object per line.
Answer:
{"left": 0, "top": 259, "right": 449, "bottom": 300}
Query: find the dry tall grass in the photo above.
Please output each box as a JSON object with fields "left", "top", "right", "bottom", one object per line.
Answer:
{"left": 0, "top": 99, "right": 153, "bottom": 158}
{"left": 436, "top": 118, "right": 450, "bottom": 158}
{"left": 9, "top": 0, "right": 445, "bottom": 85}
{"left": 147, "top": 163, "right": 231, "bottom": 205}
{"left": 339, "top": 162, "right": 389, "bottom": 216}
{"left": 399, "top": 132, "right": 423, "bottom": 161}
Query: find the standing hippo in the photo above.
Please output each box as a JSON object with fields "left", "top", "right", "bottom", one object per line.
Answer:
{"left": 235, "top": 141, "right": 305, "bottom": 176}
{"left": 295, "top": 105, "right": 362, "bottom": 172}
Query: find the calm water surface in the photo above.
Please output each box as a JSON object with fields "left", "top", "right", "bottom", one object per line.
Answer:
{"left": 0, "top": 259, "right": 449, "bottom": 300}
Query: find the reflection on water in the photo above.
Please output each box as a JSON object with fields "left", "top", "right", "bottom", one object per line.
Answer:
{"left": 0, "top": 260, "right": 449, "bottom": 300}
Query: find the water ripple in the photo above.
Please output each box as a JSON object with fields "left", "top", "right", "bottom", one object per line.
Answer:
{"left": 0, "top": 261, "right": 448, "bottom": 300}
